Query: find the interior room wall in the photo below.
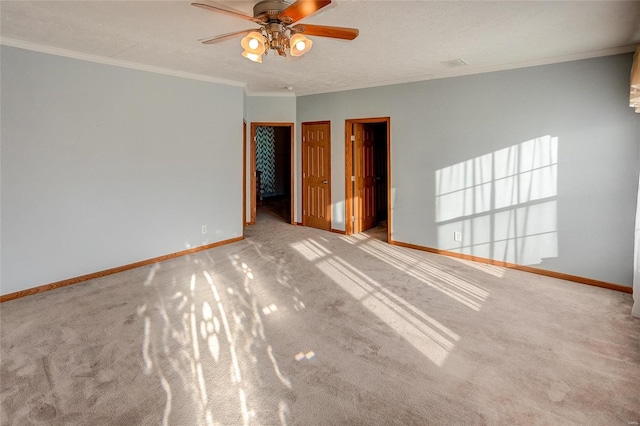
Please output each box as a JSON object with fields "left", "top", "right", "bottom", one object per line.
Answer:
{"left": 1, "top": 46, "right": 244, "bottom": 296}
{"left": 297, "top": 53, "right": 639, "bottom": 287}
{"left": 245, "top": 95, "right": 296, "bottom": 123}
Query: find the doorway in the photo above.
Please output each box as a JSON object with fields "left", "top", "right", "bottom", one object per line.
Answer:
{"left": 302, "top": 121, "right": 332, "bottom": 231}
{"left": 249, "top": 122, "right": 294, "bottom": 225}
{"left": 345, "top": 117, "right": 390, "bottom": 241}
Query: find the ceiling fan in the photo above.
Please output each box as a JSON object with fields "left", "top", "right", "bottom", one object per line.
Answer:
{"left": 192, "top": 0, "right": 359, "bottom": 62}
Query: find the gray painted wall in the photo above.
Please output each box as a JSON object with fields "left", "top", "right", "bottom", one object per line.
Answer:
{"left": 297, "top": 54, "right": 640, "bottom": 286}
{"left": 246, "top": 95, "right": 296, "bottom": 124}
{"left": 2, "top": 47, "right": 637, "bottom": 293}
{"left": 1, "top": 46, "right": 244, "bottom": 295}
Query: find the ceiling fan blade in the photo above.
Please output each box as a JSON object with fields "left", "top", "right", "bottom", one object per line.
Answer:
{"left": 279, "top": 0, "right": 331, "bottom": 24}
{"left": 199, "top": 29, "right": 254, "bottom": 45}
{"left": 292, "top": 24, "right": 359, "bottom": 40}
{"left": 191, "top": 2, "right": 262, "bottom": 23}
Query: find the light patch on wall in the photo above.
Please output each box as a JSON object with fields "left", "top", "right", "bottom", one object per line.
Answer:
{"left": 334, "top": 200, "right": 345, "bottom": 226}
{"left": 435, "top": 136, "right": 558, "bottom": 266}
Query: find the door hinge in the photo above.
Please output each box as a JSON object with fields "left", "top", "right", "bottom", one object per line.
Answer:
{"left": 350, "top": 135, "right": 355, "bottom": 142}
{"left": 351, "top": 176, "right": 355, "bottom": 182}
{"left": 351, "top": 216, "right": 355, "bottom": 222}
{"left": 303, "top": 136, "right": 306, "bottom": 142}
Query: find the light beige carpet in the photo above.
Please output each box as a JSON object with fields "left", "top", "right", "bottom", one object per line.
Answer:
{"left": 1, "top": 207, "right": 639, "bottom": 425}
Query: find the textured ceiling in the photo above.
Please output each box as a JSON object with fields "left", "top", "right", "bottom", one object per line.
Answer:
{"left": 1, "top": 1, "right": 639, "bottom": 96}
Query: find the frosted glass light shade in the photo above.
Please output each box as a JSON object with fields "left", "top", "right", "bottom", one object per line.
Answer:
{"left": 241, "top": 50, "right": 263, "bottom": 63}
{"left": 290, "top": 33, "right": 312, "bottom": 57}
{"left": 241, "top": 32, "right": 266, "bottom": 57}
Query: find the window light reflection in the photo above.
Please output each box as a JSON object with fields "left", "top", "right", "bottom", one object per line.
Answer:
{"left": 290, "top": 238, "right": 461, "bottom": 366}
{"left": 435, "top": 136, "right": 559, "bottom": 266}
{"left": 342, "top": 236, "right": 487, "bottom": 310}
{"left": 139, "top": 252, "right": 299, "bottom": 425}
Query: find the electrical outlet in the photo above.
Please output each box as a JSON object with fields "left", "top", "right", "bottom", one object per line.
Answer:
{"left": 454, "top": 231, "right": 462, "bottom": 242}
{"left": 202, "top": 225, "right": 207, "bottom": 235}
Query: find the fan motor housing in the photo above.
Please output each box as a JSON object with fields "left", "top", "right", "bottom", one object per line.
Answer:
{"left": 254, "top": 0, "right": 291, "bottom": 22}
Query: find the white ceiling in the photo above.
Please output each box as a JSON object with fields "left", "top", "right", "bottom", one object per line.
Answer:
{"left": 1, "top": 1, "right": 639, "bottom": 96}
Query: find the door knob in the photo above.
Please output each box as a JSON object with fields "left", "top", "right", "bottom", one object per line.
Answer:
{"left": 323, "top": 180, "right": 328, "bottom": 184}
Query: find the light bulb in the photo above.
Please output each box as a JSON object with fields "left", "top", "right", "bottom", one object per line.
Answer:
{"left": 241, "top": 32, "right": 265, "bottom": 56}
{"left": 289, "top": 33, "right": 312, "bottom": 56}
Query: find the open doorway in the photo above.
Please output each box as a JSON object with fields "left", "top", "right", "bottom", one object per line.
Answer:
{"left": 345, "top": 117, "right": 391, "bottom": 242}
{"left": 250, "top": 122, "right": 294, "bottom": 225}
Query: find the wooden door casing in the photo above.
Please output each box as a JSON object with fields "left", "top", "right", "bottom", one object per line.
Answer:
{"left": 249, "top": 122, "right": 295, "bottom": 225}
{"left": 344, "top": 117, "right": 390, "bottom": 240}
{"left": 302, "top": 122, "right": 331, "bottom": 231}
{"left": 354, "top": 123, "right": 376, "bottom": 233}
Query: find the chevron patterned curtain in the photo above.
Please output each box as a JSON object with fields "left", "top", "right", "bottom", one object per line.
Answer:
{"left": 256, "top": 126, "right": 276, "bottom": 195}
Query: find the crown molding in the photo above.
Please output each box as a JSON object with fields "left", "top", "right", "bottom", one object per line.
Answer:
{"left": 295, "top": 44, "right": 639, "bottom": 97}
{"left": 2, "top": 37, "right": 636, "bottom": 98}
{"left": 244, "top": 89, "right": 297, "bottom": 98}
{"left": 0, "top": 37, "right": 246, "bottom": 89}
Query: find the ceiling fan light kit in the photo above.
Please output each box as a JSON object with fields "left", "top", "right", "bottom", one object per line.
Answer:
{"left": 192, "top": 0, "right": 358, "bottom": 63}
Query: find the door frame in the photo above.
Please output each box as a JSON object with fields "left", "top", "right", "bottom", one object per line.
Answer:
{"left": 301, "top": 120, "right": 332, "bottom": 229}
{"left": 345, "top": 117, "right": 391, "bottom": 240}
{"left": 249, "top": 122, "right": 295, "bottom": 225}
{"left": 243, "top": 120, "right": 247, "bottom": 227}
